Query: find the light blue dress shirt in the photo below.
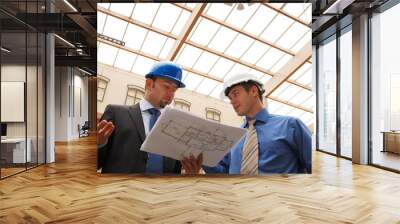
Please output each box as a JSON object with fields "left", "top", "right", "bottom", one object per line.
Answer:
{"left": 204, "top": 108, "right": 312, "bottom": 174}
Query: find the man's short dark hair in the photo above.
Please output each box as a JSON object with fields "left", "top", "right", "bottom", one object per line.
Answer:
{"left": 225, "top": 80, "right": 265, "bottom": 101}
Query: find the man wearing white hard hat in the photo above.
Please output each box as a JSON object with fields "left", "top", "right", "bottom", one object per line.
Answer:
{"left": 185, "top": 73, "right": 311, "bottom": 174}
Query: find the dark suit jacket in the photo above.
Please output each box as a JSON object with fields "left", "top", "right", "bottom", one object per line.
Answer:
{"left": 98, "top": 103, "right": 182, "bottom": 174}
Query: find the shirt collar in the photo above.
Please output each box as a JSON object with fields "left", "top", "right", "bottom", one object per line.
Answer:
{"left": 244, "top": 108, "right": 270, "bottom": 127}
{"left": 139, "top": 98, "right": 165, "bottom": 113}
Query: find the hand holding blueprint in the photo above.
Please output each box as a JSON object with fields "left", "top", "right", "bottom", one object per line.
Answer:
{"left": 140, "top": 107, "right": 246, "bottom": 167}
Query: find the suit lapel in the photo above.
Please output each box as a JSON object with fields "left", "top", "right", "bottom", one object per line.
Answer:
{"left": 127, "top": 103, "right": 146, "bottom": 142}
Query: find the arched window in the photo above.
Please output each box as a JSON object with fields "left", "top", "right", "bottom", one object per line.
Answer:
{"left": 125, "top": 85, "right": 144, "bottom": 106}
{"left": 205, "top": 107, "right": 221, "bottom": 122}
{"left": 174, "top": 99, "right": 191, "bottom": 112}
{"left": 97, "top": 75, "right": 109, "bottom": 102}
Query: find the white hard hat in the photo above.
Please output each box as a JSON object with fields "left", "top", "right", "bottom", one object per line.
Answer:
{"left": 220, "top": 73, "right": 264, "bottom": 99}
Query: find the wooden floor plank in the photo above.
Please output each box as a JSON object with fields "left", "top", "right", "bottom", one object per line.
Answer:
{"left": 0, "top": 135, "right": 399, "bottom": 223}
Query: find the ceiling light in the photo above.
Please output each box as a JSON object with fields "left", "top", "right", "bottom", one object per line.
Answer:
{"left": 63, "top": 0, "right": 78, "bottom": 12}
{"left": 237, "top": 3, "right": 245, "bottom": 11}
{"left": 54, "top": 34, "right": 75, "bottom": 48}
{"left": 1, "top": 47, "right": 11, "bottom": 53}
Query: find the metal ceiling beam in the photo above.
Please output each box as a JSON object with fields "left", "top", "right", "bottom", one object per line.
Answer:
{"left": 264, "top": 40, "right": 312, "bottom": 97}
{"left": 167, "top": 3, "right": 207, "bottom": 61}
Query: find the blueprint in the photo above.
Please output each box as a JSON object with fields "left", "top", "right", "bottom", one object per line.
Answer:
{"left": 140, "top": 107, "right": 246, "bottom": 166}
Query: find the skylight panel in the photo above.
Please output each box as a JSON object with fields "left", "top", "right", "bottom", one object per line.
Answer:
{"left": 270, "top": 82, "right": 290, "bottom": 97}
{"left": 276, "top": 84, "right": 302, "bottom": 101}
{"left": 282, "top": 3, "right": 308, "bottom": 17}
{"left": 208, "top": 57, "right": 235, "bottom": 79}
{"left": 291, "top": 30, "right": 311, "bottom": 52}
{"left": 225, "top": 3, "right": 259, "bottom": 30}
{"left": 256, "top": 48, "right": 285, "bottom": 71}
{"left": 171, "top": 10, "right": 191, "bottom": 36}
{"left": 102, "top": 15, "right": 128, "bottom": 40}
{"left": 208, "top": 26, "right": 237, "bottom": 53}
{"left": 123, "top": 24, "right": 148, "bottom": 50}
{"left": 260, "top": 14, "right": 293, "bottom": 43}
{"left": 270, "top": 54, "right": 293, "bottom": 73}
{"left": 141, "top": 31, "right": 167, "bottom": 57}
{"left": 275, "top": 103, "right": 295, "bottom": 116}
{"left": 243, "top": 6, "right": 277, "bottom": 36}
{"left": 295, "top": 69, "right": 312, "bottom": 86}
{"left": 225, "top": 34, "right": 254, "bottom": 58}
{"left": 98, "top": 43, "right": 119, "bottom": 66}
{"left": 259, "top": 75, "right": 272, "bottom": 85}
{"left": 299, "top": 5, "right": 312, "bottom": 24}
{"left": 175, "top": 44, "right": 202, "bottom": 68}
{"left": 300, "top": 95, "right": 315, "bottom": 109}
{"left": 131, "top": 55, "right": 155, "bottom": 76}
{"left": 158, "top": 38, "right": 175, "bottom": 59}
{"left": 290, "top": 89, "right": 313, "bottom": 105}
{"left": 131, "top": 3, "right": 160, "bottom": 25}
{"left": 109, "top": 3, "right": 134, "bottom": 17}
{"left": 97, "top": 12, "right": 107, "bottom": 34}
{"left": 288, "top": 108, "right": 306, "bottom": 118}
{"left": 248, "top": 69, "right": 267, "bottom": 79}
{"left": 225, "top": 63, "right": 252, "bottom": 80}
{"left": 196, "top": 78, "right": 219, "bottom": 95}
{"left": 205, "top": 3, "right": 233, "bottom": 21}
{"left": 300, "top": 112, "right": 314, "bottom": 125}
{"left": 192, "top": 51, "right": 219, "bottom": 74}
{"left": 290, "top": 62, "right": 311, "bottom": 80}
{"left": 241, "top": 41, "right": 269, "bottom": 64}
{"left": 267, "top": 99, "right": 281, "bottom": 113}
{"left": 183, "top": 73, "right": 203, "bottom": 90}
{"left": 189, "top": 18, "right": 220, "bottom": 46}
{"left": 209, "top": 83, "right": 223, "bottom": 98}
{"left": 276, "top": 22, "right": 309, "bottom": 49}
{"left": 152, "top": 4, "right": 181, "bottom": 33}
{"left": 114, "top": 50, "right": 137, "bottom": 71}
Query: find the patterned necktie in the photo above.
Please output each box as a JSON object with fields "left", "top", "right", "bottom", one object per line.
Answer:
{"left": 146, "top": 108, "right": 163, "bottom": 174}
{"left": 240, "top": 119, "right": 259, "bottom": 175}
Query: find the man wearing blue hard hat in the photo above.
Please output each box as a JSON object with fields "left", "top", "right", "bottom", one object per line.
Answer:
{"left": 97, "top": 61, "right": 187, "bottom": 174}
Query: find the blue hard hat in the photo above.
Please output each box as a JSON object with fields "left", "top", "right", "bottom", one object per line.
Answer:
{"left": 145, "top": 62, "right": 185, "bottom": 88}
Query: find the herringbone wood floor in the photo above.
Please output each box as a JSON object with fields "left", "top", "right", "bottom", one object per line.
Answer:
{"left": 0, "top": 135, "right": 399, "bottom": 223}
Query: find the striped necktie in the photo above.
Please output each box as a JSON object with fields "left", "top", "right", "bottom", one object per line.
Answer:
{"left": 240, "top": 119, "right": 259, "bottom": 175}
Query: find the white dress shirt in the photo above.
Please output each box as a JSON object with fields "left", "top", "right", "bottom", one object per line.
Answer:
{"left": 139, "top": 98, "right": 165, "bottom": 136}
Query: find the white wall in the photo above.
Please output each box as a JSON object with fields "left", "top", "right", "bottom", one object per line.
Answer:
{"left": 1, "top": 64, "right": 46, "bottom": 163}
{"left": 55, "top": 67, "right": 89, "bottom": 141}
{"left": 97, "top": 63, "right": 243, "bottom": 127}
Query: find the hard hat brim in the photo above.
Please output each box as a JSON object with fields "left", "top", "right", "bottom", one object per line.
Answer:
{"left": 145, "top": 74, "right": 186, "bottom": 88}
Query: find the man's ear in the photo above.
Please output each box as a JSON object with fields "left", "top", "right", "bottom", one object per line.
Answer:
{"left": 251, "top": 85, "right": 259, "bottom": 97}
{"left": 145, "top": 78, "right": 153, "bottom": 91}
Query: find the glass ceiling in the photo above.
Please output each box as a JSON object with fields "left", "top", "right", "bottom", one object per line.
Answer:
{"left": 97, "top": 3, "right": 313, "bottom": 126}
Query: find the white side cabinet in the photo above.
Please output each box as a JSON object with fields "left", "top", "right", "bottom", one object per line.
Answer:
{"left": 1, "top": 138, "right": 32, "bottom": 163}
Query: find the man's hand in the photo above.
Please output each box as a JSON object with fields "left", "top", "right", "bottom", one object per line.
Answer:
{"left": 181, "top": 153, "right": 203, "bottom": 174}
{"left": 97, "top": 120, "right": 115, "bottom": 145}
